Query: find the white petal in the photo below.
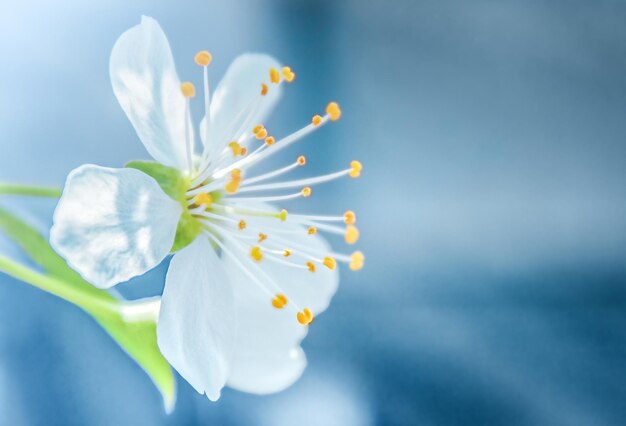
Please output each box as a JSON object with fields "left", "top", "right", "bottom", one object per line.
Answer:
{"left": 203, "top": 54, "right": 282, "bottom": 157}
{"left": 157, "top": 237, "right": 236, "bottom": 401}
{"left": 50, "top": 165, "right": 181, "bottom": 288}
{"left": 110, "top": 16, "right": 190, "bottom": 170}
{"left": 221, "top": 202, "right": 339, "bottom": 394}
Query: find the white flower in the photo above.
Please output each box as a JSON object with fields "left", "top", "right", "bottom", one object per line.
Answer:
{"left": 50, "top": 16, "right": 364, "bottom": 402}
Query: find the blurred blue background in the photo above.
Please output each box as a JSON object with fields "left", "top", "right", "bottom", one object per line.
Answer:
{"left": 1, "top": 0, "right": 626, "bottom": 425}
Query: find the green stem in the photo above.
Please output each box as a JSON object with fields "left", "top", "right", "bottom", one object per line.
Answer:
{"left": 0, "top": 183, "right": 62, "bottom": 198}
{"left": 0, "top": 254, "right": 120, "bottom": 316}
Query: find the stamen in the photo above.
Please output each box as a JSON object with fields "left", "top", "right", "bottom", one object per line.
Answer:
{"left": 238, "top": 220, "right": 247, "bottom": 230}
{"left": 272, "top": 294, "right": 288, "bottom": 309}
{"left": 270, "top": 67, "right": 280, "bottom": 84}
{"left": 253, "top": 125, "right": 268, "bottom": 140}
{"left": 180, "top": 82, "right": 196, "bottom": 98}
{"left": 297, "top": 308, "right": 314, "bottom": 325}
{"left": 282, "top": 66, "right": 296, "bottom": 83}
{"left": 312, "top": 115, "right": 323, "bottom": 126}
{"left": 261, "top": 83, "right": 269, "bottom": 96}
{"left": 283, "top": 249, "right": 292, "bottom": 257}
{"left": 228, "top": 141, "right": 246, "bottom": 157}
{"left": 258, "top": 232, "right": 268, "bottom": 242}
{"left": 235, "top": 165, "right": 355, "bottom": 193}
{"left": 302, "top": 187, "right": 312, "bottom": 197}
{"left": 239, "top": 156, "right": 305, "bottom": 187}
{"left": 349, "top": 161, "right": 362, "bottom": 178}
{"left": 194, "top": 51, "right": 212, "bottom": 66}
{"left": 323, "top": 256, "right": 337, "bottom": 270}
{"left": 306, "top": 261, "right": 316, "bottom": 272}
{"left": 349, "top": 251, "right": 365, "bottom": 271}
{"left": 225, "top": 169, "right": 242, "bottom": 194}
{"left": 344, "top": 210, "right": 357, "bottom": 224}
{"left": 250, "top": 246, "right": 263, "bottom": 262}
{"left": 265, "top": 136, "right": 275, "bottom": 146}
{"left": 228, "top": 190, "right": 309, "bottom": 203}
{"left": 326, "top": 102, "right": 342, "bottom": 121}
{"left": 195, "top": 192, "right": 213, "bottom": 208}
{"left": 308, "top": 227, "right": 317, "bottom": 235}
{"left": 345, "top": 225, "right": 360, "bottom": 244}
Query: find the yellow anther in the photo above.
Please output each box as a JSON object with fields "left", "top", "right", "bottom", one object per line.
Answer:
{"left": 195, "top": 192, "right": 213, "bottom": 207}
{"left": 180, "top": 82, "right": 196, "bottom": 98}
{"left": 297, "top": 155, "right": 307, "bottom": 166}
{"left": 272, "top": 294, "right": 288, "bottom": 309}
{"left": 254, "top": 126, "right": 268, "bottom": 140}
{"left": 250, "top": 246, "right": 263, "bottom": 262}
{"left": 283, "top": 249, "right": 292, "bottom": 257}
{"left": 344, "top": 210, "right": 356, "bottom": 225}
{"left": 282, "top": 66, "right": 295, "bottom": 83}
{"left": 279, "top": 209, "right": 288, "bottom": 222}
{"left": 312, "top": 115, "right": 323, "bottom": 126}
{"left": 238, "top": 220, "right": 247, "bottom": 230}
{"left": 239, "top": 147, "right": 248, "bottom": 156}
{"left": 265, "top": 136, "right": 275, "bottom": 146}
{"left": 270, "top": 67, "right": 280, "bottom": 84}
{"left": 194, "top": 50, "right": 212, "bottom": 66}
{"left": 253, "top": 124, "right": 264, "bottom": 134}
{"left": 301, "top": 187, "right": 312, "bottom": 198}
{"left": 345, "top": 225, "right": 360, "bottom": 244}
{"left": 323, "top": 256, "right": 337, "bottom": 270}
{"left": 261, "top": 83, "right": 268, "bottom": 96}
{"left": 306, "top": 261, "right": 316, "bottom": 272}
{"left": 225, "top": 181, "right": 240, "bottom": 193}
{"left": 349, "top": 160, "right": 362, "bottom": 178}
{"left": 326, "top": 101, "right": 342, "bottom": 121}
{"left": 297, "top": 308, "right": 314, "bottom": 325}
{"left": 231, "top": 168, "right": 242, "bottom": 178}
{"left": 228, "top": 141, "right": 242, "bottom": 156}
{"left": 349, "top": 251, "right": 365, "bottom": 271}
{"left": 258, "top": 232, "right": 268, "bottom": 243}
{"left": 307, "top": 227, "right": 317, "bottom": 235}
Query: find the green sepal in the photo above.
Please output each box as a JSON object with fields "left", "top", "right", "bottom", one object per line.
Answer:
{"left": 0, "top": 206, "right": 176, "bottom": 413}
{"left": 125, "top": 161, "right": 202, "bottom": 253}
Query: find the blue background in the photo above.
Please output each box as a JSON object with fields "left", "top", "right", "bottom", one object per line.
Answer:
{"left": 1, "top": 1, "right": 626, "bottom": 425}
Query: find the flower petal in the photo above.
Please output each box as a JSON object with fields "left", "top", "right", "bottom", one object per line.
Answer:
{"left": 157, "top": 237, "right": 236, "bottom": 401}
{"left": 202, "top": 54, "right": 282, "bottom": 157}
{"left": 50, "top": 165, "right": 181, "bottom": 288}
{"left": 110, "top": 16, "right": 190, "bottom": 170}
{"left": 221, "top": 202, "right": 339, "bottom": 394}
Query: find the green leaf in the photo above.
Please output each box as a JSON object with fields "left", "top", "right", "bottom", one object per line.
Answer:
{"left": 0, "top": 206, "right": 176, "bottom": 412}
{"left": 126, "top": 160, "right": 202, "bottom": 252}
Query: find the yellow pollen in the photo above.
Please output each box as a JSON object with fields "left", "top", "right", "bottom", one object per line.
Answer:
{"left": 272, "top": 294, "right": 288, "bottom": 309}
{"left": 349, "top": 251, "right": 365, "bottom": 271}
{"left": 282, "top": 66, "right": 296, "bottom": 83}
{"left": 349, "top": 160, "right": 362, "bottom": 178}
{"left": 312, "top": 115, "right": 323, "bottom": 126}
{"left": 258, "top": 232, "right": 268, "bottom": 243}
{"left": 228, "top": 141, "right": 242, "bottom": 156}
{"left": 250, "top": 246, "right": 263, "bottom": 262}
{"left": 195, "top": 192, "right": 213, "bottom": 207}
{"left": 306, "top": 261, "right": 316, "bottom": 272}
{"left": 326, "top": 102, "right": 342, "bottom": 121}
{"left": 270, "top": 67, "right": 280, "bottom": 84}
{"left": 297, "top": 155, "right": 307, "bottom": 166}
{"left": 254, "top": 126, "right": 268, "bottom": 140}
{"left": 297, "top": 308, "right": 314, "bottom": 325}
{"left": 265, "top": 136, "right": 275, "bottom": 146}
{"left": 283, "top": 249, "right": 292, "bottom": 257}
{"left": 194, "top": 50, "right": 212, "bottom": 66}
{"left": 323, "top": 256, "right": 337, "bottom": 270}
{"left": 180, "top": 82, "right": 196, "bottom": 98}
{"left": 240, "top": 147, "right": 248, "bottom": 156}
{"left": 225, "top": 169, "right": 242, "bottom": 194}
{"left": 278, "top": 209, "right": 288, "bottom": 222}
{"left": 344, "top": 210, "right": 357, "bottom": 225}
{"left": 301, "top": 187, "right": 312, "bottom": 198}
{"left": 345, "top": 225, "right": 360, "bottom": 244}
{"left": 307, "top": 227, "right": 317, "bottom": 235}
{"left": 238, "top": 220, "right": 247, "bottom": 230}
{"left": 261, "top": 83, "right": 269, "bottom": 96}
